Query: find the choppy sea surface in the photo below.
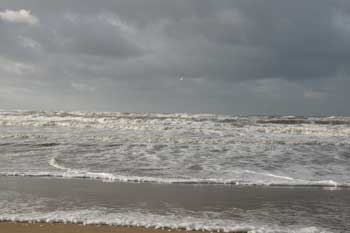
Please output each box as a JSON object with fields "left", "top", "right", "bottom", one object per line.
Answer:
{"left": 0, "top": 110, "right": 350, "bottom": 232}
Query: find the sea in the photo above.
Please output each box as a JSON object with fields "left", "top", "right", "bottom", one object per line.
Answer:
{"left": 0, "top": 110, "right": 349, "bottom": 232}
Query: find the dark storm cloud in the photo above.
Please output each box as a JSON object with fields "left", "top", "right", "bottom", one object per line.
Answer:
{"left": 0, "top": 0, "right": 350, "bottom": 114}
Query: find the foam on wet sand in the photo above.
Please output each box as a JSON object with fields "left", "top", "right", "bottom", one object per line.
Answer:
{"left": 0, "top": 221, "right": 237, "bottom": 233}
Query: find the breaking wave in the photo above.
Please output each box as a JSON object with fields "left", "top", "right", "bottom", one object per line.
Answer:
{"left": 0, "top": 110, "right": 350, "bottom": 127}
{"left": 0, "top": 157, "right": 335, "bottom": 187}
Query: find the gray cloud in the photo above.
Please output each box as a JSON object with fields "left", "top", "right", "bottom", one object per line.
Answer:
{"left": 0, "top": 0, "right": 350, "bottom": 115}
{"left": 0, "top": 9, "right": 38, "bottom": 25}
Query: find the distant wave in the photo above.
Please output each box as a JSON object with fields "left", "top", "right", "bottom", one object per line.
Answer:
{"left": 256, "top": 118, "right": 350, "bottom": 125}
{"left": 0, "top": 110, "right": 350, "bottom": 128}
{"left": 1, "top": 111, "right": 350, "bottom": 139}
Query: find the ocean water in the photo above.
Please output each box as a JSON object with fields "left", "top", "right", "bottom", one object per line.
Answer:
{"left": 0, "top": 110, "right": 349, "bottom": 232}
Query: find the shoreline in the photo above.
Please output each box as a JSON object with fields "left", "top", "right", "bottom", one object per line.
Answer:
{"left": 0, "top": 221, "right": 247, "bottom": 233}
{"left": 1, "top": 176, "right": 350, "bottom": 232}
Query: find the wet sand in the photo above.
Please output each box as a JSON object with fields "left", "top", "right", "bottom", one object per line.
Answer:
{"left": 0, "top": 221, "right": 223, "bottom": 233}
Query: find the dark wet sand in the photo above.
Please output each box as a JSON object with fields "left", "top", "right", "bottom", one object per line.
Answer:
{"left": 1, "top": 176, "right": 350, "bottom": 232}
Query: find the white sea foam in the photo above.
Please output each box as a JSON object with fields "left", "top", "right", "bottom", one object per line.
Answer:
{"left": 0, "top": 110, "right": 349, "bottom": 130}
{"left": 48, "top": 157, "right": 67, "bottom": 170}
{"left": 45, "top": 157, "right": 347, "bottom": 187}
{"left": 244, "top": 170, "right": 295, "bottom": 180}
{"left": 242, "top": 170, "right": 342, "bottom": 187}
{"left": 0, "top": 210, "right": 331, "bottom": 233}
{"left": 0, "top": 159, "right": 345, "bottom": 187}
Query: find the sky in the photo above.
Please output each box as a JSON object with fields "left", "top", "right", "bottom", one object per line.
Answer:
{"left": 0, "top": 0, "right": 350, "bottom": 115}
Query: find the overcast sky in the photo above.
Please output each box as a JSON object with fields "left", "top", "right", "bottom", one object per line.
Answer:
{"left": 1, "top": 0, "right": 350, "bottom": 115}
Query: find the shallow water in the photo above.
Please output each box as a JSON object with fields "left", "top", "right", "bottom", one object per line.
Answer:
{"left": 1, "top": 176, "right": 349, "bottom": 232}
